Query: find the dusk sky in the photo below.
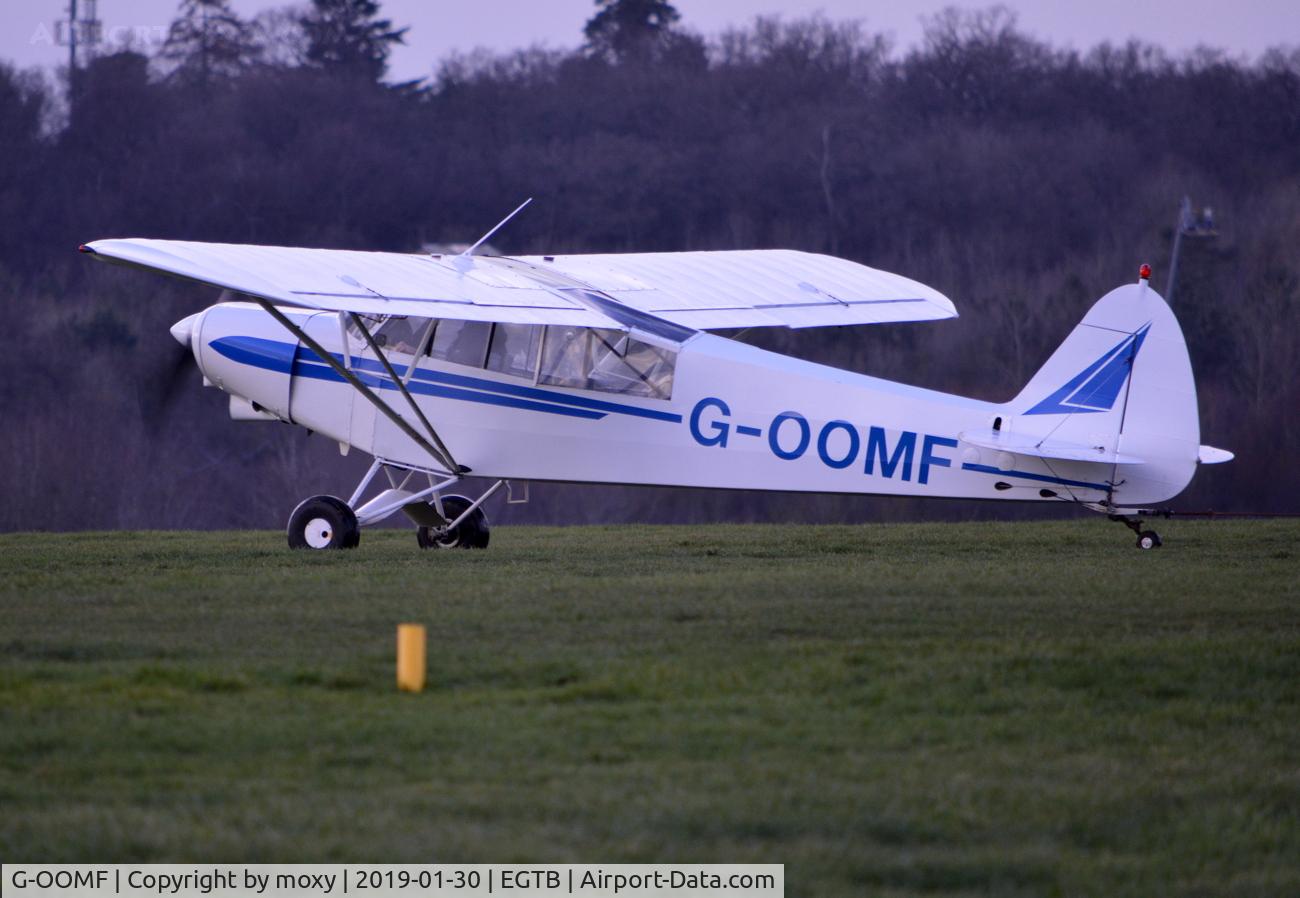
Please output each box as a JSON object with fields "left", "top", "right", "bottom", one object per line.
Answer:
{"left": 7, "top": 0, "right": 1298, "bottom": 83}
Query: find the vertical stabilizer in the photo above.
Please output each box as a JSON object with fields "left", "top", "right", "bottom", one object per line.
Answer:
{"left": 1010, "top": 279, "right": 1200, "bottom": 506}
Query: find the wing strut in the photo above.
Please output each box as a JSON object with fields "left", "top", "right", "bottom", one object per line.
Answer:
{"left": 347, "top": 312, "right": 460, "bottom": 472}
{"left": 251, "top": 298, "right": 462, "bottom": 475}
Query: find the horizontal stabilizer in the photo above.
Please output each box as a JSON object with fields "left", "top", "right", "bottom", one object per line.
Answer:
{"left": 1198, "top": 445, "right": 1234, "bottom": 464}
{"left": 959, "top": 429, "right": 1145, "bottom": 465}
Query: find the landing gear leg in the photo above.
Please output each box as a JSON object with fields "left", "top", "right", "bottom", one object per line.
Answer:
{"left": 1109, "top": 514, "right": 1162, "bottom": 550}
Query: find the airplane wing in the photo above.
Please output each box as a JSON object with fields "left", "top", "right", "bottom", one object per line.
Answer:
{"left": 82, "top": 238, "right": 621, "bottom": 328}
{"left": 83, "top": 239, "right": 957, "bottom": 332}
{"left": 514, "top": 250, "right": 957, "bottom": 329}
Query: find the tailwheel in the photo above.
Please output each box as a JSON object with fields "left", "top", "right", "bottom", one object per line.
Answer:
{"left": 417, "top": 495, "right": 490, "bottom": 549}
{"left": 1110, "top": 513, "right": 1165, "bottom": 551}
{"left": 287, "top": 495, "right": 360, "bottom": 550}
{"left": 1136, "top": 530, "right": 1162, "bottom": 550}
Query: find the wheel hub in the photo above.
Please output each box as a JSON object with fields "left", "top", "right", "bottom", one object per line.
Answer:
{"left": 304, "top": 517, "right": 333, "bottom": 548}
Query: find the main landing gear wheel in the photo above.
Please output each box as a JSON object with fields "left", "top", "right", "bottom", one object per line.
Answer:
{"left": 287, "top": 495, "right": 360, "bottom": 550}
{"left": 1136, "top": 530, "right": 1163, "bottom": 550}
{"left": 417, "top": 495, "right": 490, "bottom": 549}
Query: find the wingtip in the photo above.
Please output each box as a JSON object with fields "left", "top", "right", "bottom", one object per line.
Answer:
{"left": 78, "top": 243, "right": 96, "bottom": 255}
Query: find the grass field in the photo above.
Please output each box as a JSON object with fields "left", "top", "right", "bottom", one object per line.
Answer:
{"left": 1, "top": 520, "right": 1297, "bottom": 895}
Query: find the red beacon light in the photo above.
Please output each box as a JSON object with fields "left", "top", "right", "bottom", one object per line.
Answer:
{"left": 1138, "top": 263, "right": 1152, "bottom": 281}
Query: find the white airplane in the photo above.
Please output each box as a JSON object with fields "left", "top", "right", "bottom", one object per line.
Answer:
{"left": 82, "top": 214, "right": 1232, "bottom": 551}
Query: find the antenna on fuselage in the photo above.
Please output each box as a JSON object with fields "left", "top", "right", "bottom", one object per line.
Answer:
{"left": 450, "top": 197, "right": 533, "bottom": 273}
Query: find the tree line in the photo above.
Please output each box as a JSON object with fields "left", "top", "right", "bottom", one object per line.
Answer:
{"left": 0, "top": 0, "right": 1296, "bottom": 530}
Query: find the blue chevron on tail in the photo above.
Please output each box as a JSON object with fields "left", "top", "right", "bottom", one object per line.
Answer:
{"left": 1023, "top": 324, "right": 1150, "bottom": 415}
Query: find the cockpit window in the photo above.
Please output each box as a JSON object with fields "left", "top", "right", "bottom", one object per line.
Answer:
{"left": 486, "top": 323, "right": 542, "bottom": 379}
{"left": 591, "top": 335, "right": 675, "bottom": 398}
{"left": 346, "top": 314, "right": 430, "bottom": 356}
{"left": 429, "top": 319, "right": 492, "bottom": 367}
{"left": 540, "top": 327, "right": 675, "bottom": 398}
{"left": 371, "top": 316, "right": 431, "bottom": 356}
{"left": 345, "top": 313, "right": 384, "bottom": 340}
{"left": 350, "top": 315, "right": 676, "bottom": 399}
{"left": 539, "top": 326, "right": 593, "bottom": 390}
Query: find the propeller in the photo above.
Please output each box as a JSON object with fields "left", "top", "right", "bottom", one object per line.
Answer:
{"left": 137, "top": 337, "right": 199, "bottom": 432}
{"left": 140, "top": 291, "right": 227, "bottom": 428}
{"left": 149, "top": 340, "right": 199, "bottom": 421}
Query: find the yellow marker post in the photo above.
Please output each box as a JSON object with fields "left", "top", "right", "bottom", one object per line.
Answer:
{"left": 396, "top": 623, "right": 427, "bottom": 693}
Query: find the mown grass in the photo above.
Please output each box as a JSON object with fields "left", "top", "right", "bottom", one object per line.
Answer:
{"left": 0, "top": 521, "right": 1297, "bottom": 895}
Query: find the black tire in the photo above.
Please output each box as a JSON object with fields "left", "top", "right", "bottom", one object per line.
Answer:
{"left": 287, "top": 495, "right": 360, "bottom": 550}
{"left": 417, "top": 495, "right": 489, "bottom": 549}
{"left": 1135, "top": 530, "right": 1162, "bottom": 550}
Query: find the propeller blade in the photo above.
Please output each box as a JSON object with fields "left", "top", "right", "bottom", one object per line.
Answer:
{"left": 141, "top": 339, "right": 199, "bottom": 430}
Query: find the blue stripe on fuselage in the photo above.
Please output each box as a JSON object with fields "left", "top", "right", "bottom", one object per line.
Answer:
{"left": 209, "top": 336, "right": 681, "bottom": 423}
{"left": 211, "top": 334, "right": 296, "bottom": 374}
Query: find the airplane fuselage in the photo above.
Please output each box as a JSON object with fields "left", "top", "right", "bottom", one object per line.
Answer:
{"left": 178, "top": 301, "right": 1182, "bottom": 508}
